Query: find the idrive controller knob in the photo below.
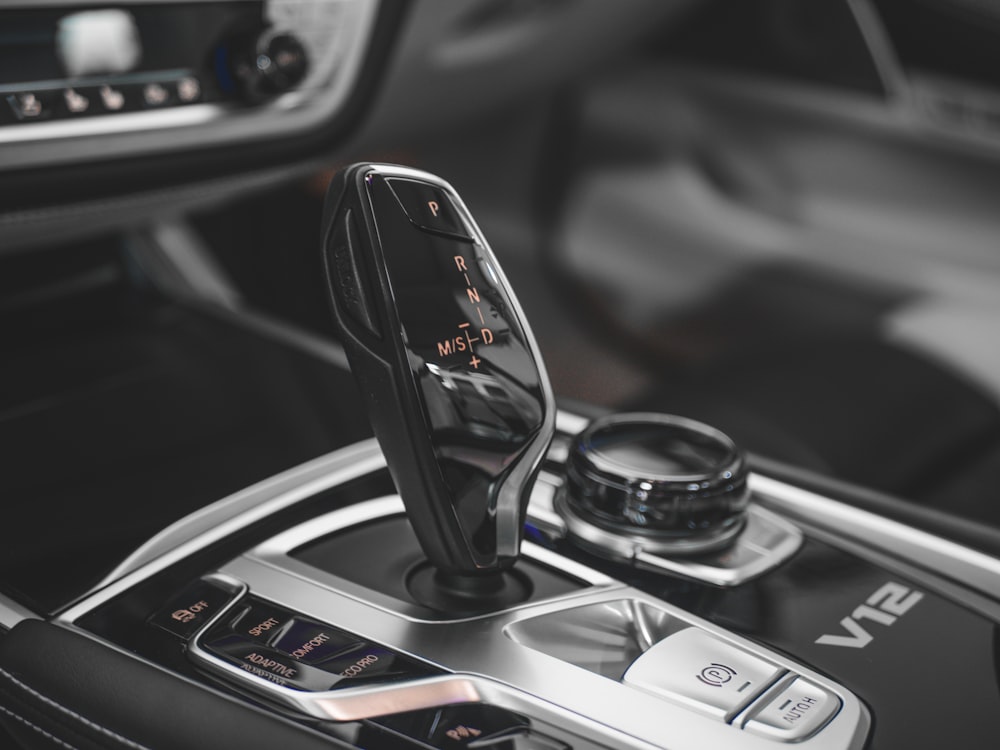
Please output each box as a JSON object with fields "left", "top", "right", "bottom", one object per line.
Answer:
{"left": 320, "top": 164, "right": 555, "bottom": 578}
{"left": 557, "top": 413, "right": 750, "bottom": 558}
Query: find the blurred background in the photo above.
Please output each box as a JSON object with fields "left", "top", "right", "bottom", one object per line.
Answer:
{"left": 6, "top": 0, "right": 1000, "bottom": 609}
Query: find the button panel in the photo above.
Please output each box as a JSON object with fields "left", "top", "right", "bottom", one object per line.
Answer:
{"left": 742, "top": 677, "right": 841, "bottom": 741}
{"left": 198, "top": 595, "right": 440, "bottom": 693}
{"left": 623, "top": 627, "right": 784, "bottom": 721}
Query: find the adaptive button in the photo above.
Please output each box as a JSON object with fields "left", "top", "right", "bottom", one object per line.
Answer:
{"left": 742, "top": 677, "right": 840, "bottom": 741}
{"left": 316, "top": 641, "right": 435, "bottom": 688}
{"left": 622, "top": 627, "right": 784, "bottom": 721}
{"left": 271, "top": 618, "right": 360, "bottom": 664}
{"left": 230, "top": 600, "right": 294, "bottom": 645}
{"left": 385, "top": 178, "right": 473, "bottom": 240}
{"left": 148, "top": 579, "right": 235, "bottom": 640}
{"left": 205, "top": 634, "right": 341, "bottom": 691}
{"left": 327, "top": 209, "right": 381, "bottom": 336}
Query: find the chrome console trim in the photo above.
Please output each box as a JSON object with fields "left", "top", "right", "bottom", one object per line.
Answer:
{"left": 0, "top": 593, "right": 40, "bottom": 631}
{"left": 58, "top": 439, "right": 386, "bottom": 622}
{"left": 751, "top": 474, "right": 1000, "bottom": 600}
{"left": 189, "top": 536, "right": 868, "bottom": 749}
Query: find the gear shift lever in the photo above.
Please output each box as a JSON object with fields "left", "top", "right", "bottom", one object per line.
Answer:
{"left": 320, "top": 164, "right": 555, "bottom": 601}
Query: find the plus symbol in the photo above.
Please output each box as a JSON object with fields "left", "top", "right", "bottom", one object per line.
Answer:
{"left": 469, "top": 355, "right": 481, "bottom": 370}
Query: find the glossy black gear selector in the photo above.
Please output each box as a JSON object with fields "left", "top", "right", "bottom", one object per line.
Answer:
{"left": 320, "top": 164, "right": 555, "bottom": 584}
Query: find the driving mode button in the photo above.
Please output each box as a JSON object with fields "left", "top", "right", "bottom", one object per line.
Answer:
{"left": 205, "top": 634, "right": 341, "bottom": 692}
{"left": 742, "top": 677, "right": 840, "bottom": 741}
{"left": 148, "top": 579, "right": 235, "bottom": 640}
{"left": 271, "top": 618, "right": 360, "bottom": 664}
{"left": 230, "top": 600, "right": 293, "bottom": 644}
{"left": 622, "top": 627, "right": 784, "bottom": 721}
{"left": 385, "top": 178, "right": 472, "bottom": 240}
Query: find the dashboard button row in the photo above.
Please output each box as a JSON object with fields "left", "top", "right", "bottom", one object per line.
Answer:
{"left": 2, "top": 77, "right": 203, "bottom": 124}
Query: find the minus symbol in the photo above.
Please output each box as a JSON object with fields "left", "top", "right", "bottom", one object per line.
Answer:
{"left": 737, "top": 681, "right": 752, "bottom": 693}
{"left": 458, "top": 322, "right": 471, "bottom": 329}
{"left": 779, "top": 699, "right": 792, "bottom": 710}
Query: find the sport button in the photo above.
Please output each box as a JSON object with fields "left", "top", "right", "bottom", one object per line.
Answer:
{"left": 622, "top": 627, "right": 784, "bottom": 721}
{"left": 385, "top": 178, "right": 472, "bottom": 240}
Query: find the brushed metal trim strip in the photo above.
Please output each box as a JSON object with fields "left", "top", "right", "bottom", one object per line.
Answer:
{"left": 0, "top": 593, "right": 40, "bottom": 631}
{"left": 57, "top": 439, "right": 386, "bottom": 623}
{"left": 751, "top": 473, "right": 1000, "bottom": 600}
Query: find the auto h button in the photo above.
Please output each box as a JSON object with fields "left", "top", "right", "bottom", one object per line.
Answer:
{"left": 623, "top": 627, "right": 784, "bottom": 721}
{"left": 742, "top": 676, "right": 840, "bottom": 741}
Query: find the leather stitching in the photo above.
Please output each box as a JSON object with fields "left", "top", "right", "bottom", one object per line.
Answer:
{"left": 0, "top": 704, "right": 79, "bottom": 750}
{"left": 0, "top": 667, "right": 150, "bottom": 750}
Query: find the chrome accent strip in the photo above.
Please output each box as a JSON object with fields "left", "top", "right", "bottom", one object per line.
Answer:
{"left": 556, "top": 489, "right": 747, "bottom": 557}
{"left": 0, "top": 594, "right": 40, "bottom": 630}
{"left": 845, "top": 0, "right": 909, "bottom": 102}
{"left": 556, "top": 410, "right": 589, "bottom": 436}
{"left": 751, "top": 474, "right": 1000, "bottom": 599}
{"left": 58, "top": 440, "right": 386, "bottom": 622}
{"left": 632, "top": 505, "right": 803, "bottom": 587}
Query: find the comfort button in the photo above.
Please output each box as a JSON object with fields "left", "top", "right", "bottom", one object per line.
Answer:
{"left": 742, "top": 677, "right": 840, "bottom": 741}
{"left": 271, "top": 618, "right": 359, "bottom": 664}
{"left": 622, "top": 628, "right": 784, "bottom": 721}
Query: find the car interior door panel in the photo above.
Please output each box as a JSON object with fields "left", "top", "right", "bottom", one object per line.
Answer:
{"left": 5, "top": 1, "right": 1000, "bottom": 749}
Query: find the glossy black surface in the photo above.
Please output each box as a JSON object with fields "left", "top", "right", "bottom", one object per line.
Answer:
{"left": 321, "top": 165, "right": 553, "bottom": 574}
{"left": 563, "top": 413, "right": 749, "bottom": 543}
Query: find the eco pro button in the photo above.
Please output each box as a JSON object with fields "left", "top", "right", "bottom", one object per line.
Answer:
{"left": 622, "top": 627, "right": 784, "bottom": 721}
{"left": 385, "top": 178, "right": 472, "bottom": 240}
{"left": 742, "top": 677, "right": 840, "bottom": 741}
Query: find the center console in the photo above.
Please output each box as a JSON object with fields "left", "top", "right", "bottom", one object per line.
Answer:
{"left": 4, "top": 165, "right": 1000, "bottom": 749}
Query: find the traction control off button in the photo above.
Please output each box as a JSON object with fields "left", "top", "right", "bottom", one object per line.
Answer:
{"left": 742, "top": 677, "right": 840, "bottom": 741}
{"left": 148, "top": 579, "right": 234, "bottom": 639}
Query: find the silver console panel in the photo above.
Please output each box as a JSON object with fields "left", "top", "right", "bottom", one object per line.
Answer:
{"left": 188, "top": 498, "right": 869, "bottom": 750}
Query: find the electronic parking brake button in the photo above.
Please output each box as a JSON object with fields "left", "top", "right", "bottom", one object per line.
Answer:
{"left": 622, "top": 628, "right": 783, "bottom": 722}
{"left": 742, "top": 677, "right": 840, "bottom": 742}
{"left": 384, "top": 178, "right": 473, "bottom": 240}
{"left": 205, "top": 634, "right": 340, "bottom": 692}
